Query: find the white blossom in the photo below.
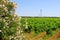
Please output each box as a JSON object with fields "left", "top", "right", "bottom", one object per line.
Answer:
{"left": 0, "top": 30, "right": 2, "bottom": 32}
{"left": 21, "top": 31, "right": 23, "bottom": 33}
{"left": 12, "top": 18, "right": 14, "bottom": 20}
{"left": 3, "top": 4, "right": 5, "bottom": 7}
{"left": 23, "top": 36, "right": 25, "bottom": 38}
{"left": 5, "top": 17, "right": 9, "bottom": 19}
{"left": 0, "top": 5, "right": 2, "bottom": 7}
{"left": 5, "top": 22, "right": 8, "bottom": 26}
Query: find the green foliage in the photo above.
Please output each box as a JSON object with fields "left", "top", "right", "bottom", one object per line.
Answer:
{"left": 21, "top": 17, "right": 60, "bottom": 35}
{"left": 0, "top": 0, "right": 21, "bottom": 40}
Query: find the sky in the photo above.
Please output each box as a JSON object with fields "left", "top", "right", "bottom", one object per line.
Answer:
{"left": 13, "top": 0, "right": 60, "bottom": 17}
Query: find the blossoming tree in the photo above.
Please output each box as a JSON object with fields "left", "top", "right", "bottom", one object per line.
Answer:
{"left": 0, "top": 0, "right": 25, "bottom": 40}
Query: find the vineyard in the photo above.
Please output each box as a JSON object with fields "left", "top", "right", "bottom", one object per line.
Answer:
{"left": 21, "top": 17, "right": 60, "bottom": 40}
{"left": 0, "top": 0, "right": 60, "bottom": 40}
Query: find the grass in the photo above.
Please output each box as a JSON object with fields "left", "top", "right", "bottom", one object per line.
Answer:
{"left": 24, "top": 28, "right": 60, "bottom": 40}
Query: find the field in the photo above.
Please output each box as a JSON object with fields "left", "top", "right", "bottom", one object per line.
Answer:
{"left": 20, "top": 17, "right": 60, "bottom": 40}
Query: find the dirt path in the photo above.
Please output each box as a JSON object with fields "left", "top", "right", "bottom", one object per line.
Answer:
{"left": 31, "top": 32, "right": 46, "bottom": 40}
{"left": 25, "top": 29, "right": 60, "bottom": 40}
{"left": 25, "top": 32, "right": 46, "bottom": 40}
{"left": 47, "top": 30, "right": 60, "bottom": 40}
{"left": 25, "top": 33, "right": 31, "bottom": 40}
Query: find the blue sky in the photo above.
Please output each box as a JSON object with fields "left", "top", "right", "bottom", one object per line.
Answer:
{"left": 13, "top": 0, "right": 60, "bottom": 17}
